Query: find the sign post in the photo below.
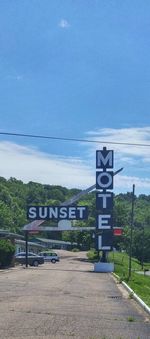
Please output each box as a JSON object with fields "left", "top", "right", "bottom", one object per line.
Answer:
{"left": 25, "top": 230, "right": 28, "bottom": 268}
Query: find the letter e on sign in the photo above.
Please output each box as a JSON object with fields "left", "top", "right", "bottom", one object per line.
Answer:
{"left": 97, "top": 214, "right": 112, "bottom": 229}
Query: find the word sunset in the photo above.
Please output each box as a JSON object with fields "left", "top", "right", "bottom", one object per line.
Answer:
{"left": 27, "top": 206, "right": 88, "bottom": 220}
{"left": 96, "top": 147, "right": 114, "bottom": 251}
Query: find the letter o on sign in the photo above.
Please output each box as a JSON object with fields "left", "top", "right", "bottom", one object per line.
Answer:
{"left": 96, "top": 172, "right": 113, "bottom": 189}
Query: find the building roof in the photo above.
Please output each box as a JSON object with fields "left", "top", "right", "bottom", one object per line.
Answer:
{"left": 35, "top": 237, "right": 77, "bottom": 245}
{"left": 15, "top": 239, "right": 45, "bottom": 248}
{"left": 0, "top": 229, "right": 24, "bottom": 239}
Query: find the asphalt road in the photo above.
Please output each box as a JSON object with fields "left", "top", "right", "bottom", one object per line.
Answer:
{"left": 0, "top": 250, "right": 149, "bottom": 339}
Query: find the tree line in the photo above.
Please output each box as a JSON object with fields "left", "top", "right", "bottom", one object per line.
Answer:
{"left": 0, "top": 176, "right": 149, "bottom": 262}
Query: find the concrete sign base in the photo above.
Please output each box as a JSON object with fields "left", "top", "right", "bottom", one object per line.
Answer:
{"left": 94, "top": 262, "right": 114, "bottom": 273}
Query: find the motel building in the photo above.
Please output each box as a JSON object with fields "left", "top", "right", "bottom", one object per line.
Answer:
{"left": 0, "top": 229, "right": 78, "bottom": 254}
{"left": 0, "top": 229, "right": 44, "bottom": 254}
{"left": 32, "top": 237, "right": 79, "bottom": 250}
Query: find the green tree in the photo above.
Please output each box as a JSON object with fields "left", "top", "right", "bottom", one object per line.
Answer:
{"left": 0, "top": 239, "right": 15, "bottom": 268}
{"left": 132, "top": 227, "right": 150, "bottom": 263}
{"left": 0, "top": 201, "right": 14, "bottom": 229}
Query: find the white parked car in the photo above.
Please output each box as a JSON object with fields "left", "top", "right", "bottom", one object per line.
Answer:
{"left": 39, "top": 251, "right": 60, "bottom": 263}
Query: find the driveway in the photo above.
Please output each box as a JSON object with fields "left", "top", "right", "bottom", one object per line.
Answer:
{"left": 0, "top": 250, "right": 149, "bottom": 339}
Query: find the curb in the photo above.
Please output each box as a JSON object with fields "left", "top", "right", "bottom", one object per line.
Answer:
{"left": 112, "top": 273, "right": 150, "bottom": 316}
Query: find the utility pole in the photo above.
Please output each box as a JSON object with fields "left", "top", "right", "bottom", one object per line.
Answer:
{"left": 128, "top": 184, "right": 135, "bottom": 279}
{"left": 141, "top": 225, "right": 144, "bottom": 270}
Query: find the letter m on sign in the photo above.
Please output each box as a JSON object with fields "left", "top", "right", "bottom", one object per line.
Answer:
{"left": 96, "top": 149, "right": 114, "bottom": 169}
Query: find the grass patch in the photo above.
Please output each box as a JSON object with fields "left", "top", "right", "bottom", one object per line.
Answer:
{"left": 127, "top": 316, "right": 135, "bottom": 322}
{"left": 87, "top": 249, "right": 99, "bottom": 261}
{"left": 108, "top": 252, "right": 150, "bottom": 307}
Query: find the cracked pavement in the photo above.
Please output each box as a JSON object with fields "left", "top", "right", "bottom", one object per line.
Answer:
{"left": 0, "top": 250, "right": 149, "bottom": 339}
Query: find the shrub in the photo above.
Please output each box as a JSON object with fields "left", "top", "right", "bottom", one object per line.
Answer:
{"left": 87, "top": 249, "right": 99, "bottom": 261}
{"left": 0, "top": 239, "right": 15, "bottom": 268}
{"left": 72, "top": 248, "right": 79, "bottom": 252}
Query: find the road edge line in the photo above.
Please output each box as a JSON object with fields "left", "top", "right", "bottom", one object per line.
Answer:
{"left": 112, "top": 272, "right": 150, "bottom": 316}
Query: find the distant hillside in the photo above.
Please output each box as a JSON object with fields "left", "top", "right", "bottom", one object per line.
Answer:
{"left": 0, "top": 176, "right": 149, "bottom": 260}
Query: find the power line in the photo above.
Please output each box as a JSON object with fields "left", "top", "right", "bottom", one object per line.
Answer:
{"left": 0, "top": 131, "right": 150, "bottom": 147}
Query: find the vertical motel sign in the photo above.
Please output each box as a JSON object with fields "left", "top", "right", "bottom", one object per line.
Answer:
{"left": 96, "top": 147, "right": 114, "bottom": 251}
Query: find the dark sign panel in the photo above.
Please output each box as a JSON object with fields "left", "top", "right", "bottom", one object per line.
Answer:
{"left": 27, "top": 206, "right": 88, "bottom": 220}
{"left": 96, "top": 171, "right": 114, "bottom": 190}
{"left": 96, "top": 230, "right": 113, "bottom": 251}
{"left": 96, "top": 192, "right": 113, "bottom": 211}
{"left": 96, "top": 149, "right": 114, "bottom": 169}
{"left": 96, "top": 214, "right": 113, "bottom": 230}
{"left": 96, "top": 148, "right": 114, "bottom": 251}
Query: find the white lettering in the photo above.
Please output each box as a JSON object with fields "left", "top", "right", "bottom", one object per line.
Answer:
{"left": 49, "top": 207, "right": 58, "bottom": 218}
{"left": 28, "top": 205, "right": 87, "bottom": 220}
{"left": 68, "top": 207, "right": 76, "bottom": 219}
{"left": 28, "top": 207, "right": 37, "bottom": 219}
{"left": 97, "top": 150, "right": 113, "bottom": 168}
{"left": 98, "top": 214, "right": 111, "bottom": 229}
{"left": 97, "top": 193, "right": 112, "bottom": 208}
{"left": 39, "top": 207, "right": 48, "bottom": 219}
{"left": 77, "top": 206, "right": 86, "bottom": 218}
{"left": 97, "top": 172, "right": 113, "bottom": 189}
{"left": 59, "top": 207, "right": 67, "bottom": 219}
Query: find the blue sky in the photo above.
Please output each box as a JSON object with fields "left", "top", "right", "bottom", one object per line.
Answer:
{"left": 0, "top": 0, "right": 150, "bottom": 195}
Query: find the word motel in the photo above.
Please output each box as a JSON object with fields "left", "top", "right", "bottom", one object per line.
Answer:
{"left": 96, "top": 147, "right": 114, "bottom": 251}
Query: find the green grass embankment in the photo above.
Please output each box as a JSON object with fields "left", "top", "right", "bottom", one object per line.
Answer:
{"left": 86, "top": 250, "right": 150, "bottom": 307}
{"left": 108, "top": 251, "right": 150, "bottom": 308}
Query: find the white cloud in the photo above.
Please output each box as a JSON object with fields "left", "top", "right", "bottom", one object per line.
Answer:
{"left": 115, "top": 174, "right": 150, "bottom": 191}
{"left": 58, "top": 19, "right": 70, "bottom": 29}
{"left": 84, "top": 126, "right": 150, "bottom": 194}
{"left": 86, "top": 126, "right": 150, "bottom": 165}
{"left": 0, "top": 127, "right": 150, "bottom": 195}
{"left": 0, "top": 141, "right": 93, "bottom": 189}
